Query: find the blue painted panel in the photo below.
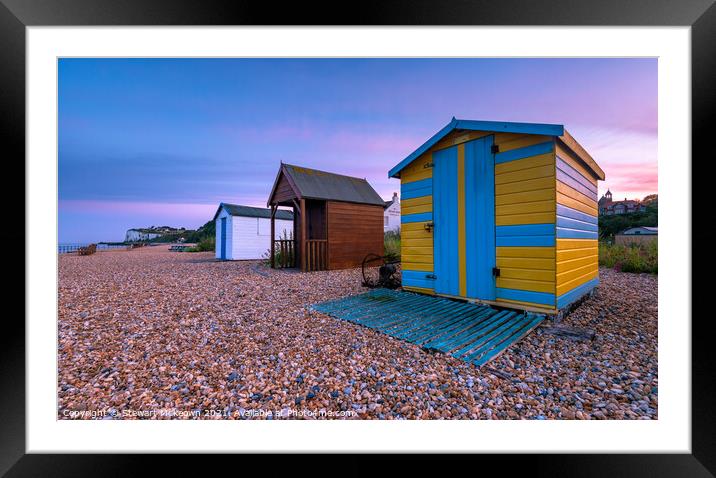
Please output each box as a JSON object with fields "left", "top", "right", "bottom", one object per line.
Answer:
{"left": 556, "top": 228, "right": 599, "bottom": 239}
{"left": 496, "top": 235, "right": 555, "bottom": 247}
{"left": 220, "top": 217, "right": 227, "bottom": 260}
{"left": 401, "top": 178, "right": 432, "bottom": 200}
{"left": 433, "top": 146, "right": 459, "bottom": 296}
{"left": 556, "top": 204, "right": 598, "bottom": 224}
{"left": 496, "top": 223, "right": 555, "bottom": 237}
{"left": 494, "top": 141, "right": 554, "bottom": 164}
{"left": 402, "top": 269, "right": 436, "bottom": 289}
{"left": 557, "top": 277, "right": 599, "bottom": 309}
{"left": 556, "top": 156, "right": 598, "bottom": 195}
{"left": 465, "top": 136, "right": 496, "bottom": 300}
{"left": 402, "top": 212, "right": 433, "bottom": 223}
{"left": 556, "top": 216, "right": 599, "bottom": 232}
{"left": 388, "top": 118, "right": 563, "bottom": 178}
{"left": 496, "top": 287, "right": 555, "bottom": 306}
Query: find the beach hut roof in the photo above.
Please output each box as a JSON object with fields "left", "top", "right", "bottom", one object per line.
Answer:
{"left": 213, "top": 203, "right": 293, "bottom": 221}
{"left": 388, "top": 117, "right": 605, "bottom": 181}
{"left": 268, "top": 163, "right": 385, "bottom": 206}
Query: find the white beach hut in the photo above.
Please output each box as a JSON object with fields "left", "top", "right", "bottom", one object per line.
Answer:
{"left": 214, "top": 203, "right": 293, "bottom": 260}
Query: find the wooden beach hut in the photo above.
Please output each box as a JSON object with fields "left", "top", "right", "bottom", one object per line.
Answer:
{"left": 388, "top": 118, "right": 605, "bottom": 315}
{"left": 214, "top": 203, "right": 293, "bottom": 260}
{"left": 267, "top": 163, "right": 385, "bottom": 272}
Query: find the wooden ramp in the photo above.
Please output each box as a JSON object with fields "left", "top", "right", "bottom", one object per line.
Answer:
{"left": 310, "top": 289, "right": 544, "bottom": 367}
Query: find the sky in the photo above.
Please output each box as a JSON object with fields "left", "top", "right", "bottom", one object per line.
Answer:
{"left": 58, "top": 58, "right": 657, "bottom": 243}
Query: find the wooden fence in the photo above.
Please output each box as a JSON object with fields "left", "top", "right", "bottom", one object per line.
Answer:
{"left": 305, "top": 239, "right": 328, "bottom": 272}
{"left": 274, "top": 239, "right": 297, "bottom": 268}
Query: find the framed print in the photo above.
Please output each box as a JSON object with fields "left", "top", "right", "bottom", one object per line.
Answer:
{"left": 3, "top": 0, "right": 713, "bottom": 473}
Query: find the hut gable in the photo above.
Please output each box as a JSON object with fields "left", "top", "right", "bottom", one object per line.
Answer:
{"left": 389, "top": 118, "right": 604, "bottom": 182}
{"left": 268, "top": 163, "right": 385, "bottom": 206}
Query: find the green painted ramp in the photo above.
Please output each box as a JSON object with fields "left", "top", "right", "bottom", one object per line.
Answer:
{"left": 310, "top": 289, "right": 544, "bottom": 367}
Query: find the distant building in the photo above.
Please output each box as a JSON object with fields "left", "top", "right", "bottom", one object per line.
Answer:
{"left": 615, "top": 226, "right": 658, "bottom": 245}
{"left": 383, "top": 192, "right": 401, "bottom": 233}
{"left": 598, "top": 189, "right": 648, "bottom": 215}
{"left": 124, "top": 226, "right": 188, "bottom": 242}
{"left": 125, "top": 229, "right": 162, "bottom": 242}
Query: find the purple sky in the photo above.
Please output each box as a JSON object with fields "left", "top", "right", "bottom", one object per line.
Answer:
{"left": 59, "top": 58, "right": 657, "bottom": 243}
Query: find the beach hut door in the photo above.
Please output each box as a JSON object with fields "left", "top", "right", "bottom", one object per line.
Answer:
{"left": 220, "top": 217, "right": 227, "bottom": 260}
{"left": 433, "top": 137, "right": 496, "bottom": 300}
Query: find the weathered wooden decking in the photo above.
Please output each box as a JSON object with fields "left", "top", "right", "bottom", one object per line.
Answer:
{"left": 310, "top": 289, "right": 544, "bottom": 367}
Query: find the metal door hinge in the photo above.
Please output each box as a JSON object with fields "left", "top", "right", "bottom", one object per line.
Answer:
{"left": 426, "top": 274, "right": 437, "bottom": 280}
{"left": 423, "top": 162, "right": 434, "bottom": 169}
{"left": 424, "top": 222, "right": 434, "bottom": 232}
{"left": 491, "top": 144, "right": 500, "bottom": 154}
{"left": 492, "top": 267, "right": 501, "bottom": 277}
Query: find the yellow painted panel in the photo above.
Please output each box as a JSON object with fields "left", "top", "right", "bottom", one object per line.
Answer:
{"left": 496, "top": 200, "right": 555, "bottom": 216}
{"left": 402, "top": 262, "right": 433, "bottom": 272}
{"left": 401, "top": 153, "right": 433, "bottom": 181}
{"left": 401, "top": 166, "right": 432, "bottom": 183}
{"left": 495, "top": 153, "right": 554, "bottom": 175}
{"left": 496, "top": 246, "right": 556, "bottom": 259}
{"left": 556, "top": 181, "right": 597, "bottom": 209}
{"left": 499, "top": 267, "right": 554, "bottom": 282}
{"left": 556, "top": 263, "right": 598, "bottom": 285}
{"left": 401, "top": 195, "right": 432, "bottom": 208}
{"left": 556, "top": 269, "right": 599, "bottom": 296}
{"left": 496, "top": 212, "right": 555, "bottom": 226}
{"left": 556, "top": 143, "right": 598, "bottom": 186}
{"left": 556, "top": 254, "right": 598, "bottom": 274}
{"left": 497, "top": 277, "right": 555, "bottom": 294}
{"left": 403, "top": 237, "right": 433, "bottom": 248}
{"left": 557, "top": 238, "right": 598, "bottom": 250}
{"left": 496, "top": 188, "right": 555, "bottom": 206}
{"left": 402, "top": 246, "right": 433, "bottom": 256}
{"left": 495, "top": 166, "right": 554, "bottom": 185}
{"left": 494, "top": 133, "right": 552, "bottom": 152}
{"left": 403, "top": 286, "right": 435, "bottom": 295}
{"left": 402, "top": 230, "right": 433, "bottom": 241}
{"left": 497, "top": 298, "right": 556, "bottom": 310}
{"left": 402, "top": 221, "right": 433, "bottom": 232}
{"left": 497, "top": 256, "right": 555, "bottom": 271}
{"left": 557, "top": 248, "right": 598, "bottom": 262}
{"left": 557, "top": 192, "right": 598, "bottom": 216}
{"left": 495, "top": 177, "right": 554, "bottom": 195}
{"left": 401, "top": 202, "right": 432, "bottom": 215}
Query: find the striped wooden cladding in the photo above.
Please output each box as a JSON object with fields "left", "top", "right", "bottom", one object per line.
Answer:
{"left": 401, "top": 178, "right": 432, "bottom": 199}
{"left": 494, "top": 142, "right": 556, "bottom": 227}
{"left": 401, "top": 221, "right": 434, "bottom": 280}
{"left": 556, "top": 238, "right": 598, "bottom": 297}
{"left": 397, "top": 129, "right": 601, "bottom": 312}
{"left": 556, "top": 143, "right": 599, "bottom": 186}
{"left": 401, "top": 195, "right": 432, "bottom": 215}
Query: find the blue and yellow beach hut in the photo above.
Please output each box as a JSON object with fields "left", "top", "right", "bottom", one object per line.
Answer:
{"left": 389, "top": 118, "right": 605, "bottom": 315}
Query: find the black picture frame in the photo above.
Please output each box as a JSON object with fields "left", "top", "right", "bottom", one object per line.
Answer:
{"left": 3, "top": 0, "right": 712, "bottom": 474}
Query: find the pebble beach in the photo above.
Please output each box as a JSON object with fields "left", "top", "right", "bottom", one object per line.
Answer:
{"left": 58, "top": 246, "right": 658, "bottom": 420}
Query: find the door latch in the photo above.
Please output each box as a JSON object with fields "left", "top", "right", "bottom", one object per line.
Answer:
{"left": 491, "top": 144, "right": 500, "bottom": 154}
{"left": 426, "top": 274, "right": 437, "bottom": 280}
{"left": 492, "top": 267, "right": 500, "bottom": 277}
